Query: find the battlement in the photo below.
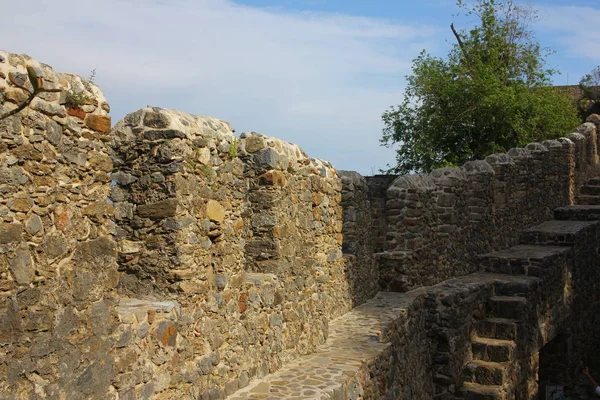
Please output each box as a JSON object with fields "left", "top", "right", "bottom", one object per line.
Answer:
{"left": 1, "top": 51, "right": 600, "bottom": 399}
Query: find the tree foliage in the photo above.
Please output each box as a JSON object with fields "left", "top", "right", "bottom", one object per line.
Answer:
{"left": 381, "top": 0, "right": 579, "bottom": 174}
{"left": 579, "top": 65, "right": 600, "bottom": 120}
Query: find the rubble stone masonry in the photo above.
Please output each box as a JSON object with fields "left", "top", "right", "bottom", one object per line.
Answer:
{"left": 2, "top": 51, "right": 600, "bottom": 399}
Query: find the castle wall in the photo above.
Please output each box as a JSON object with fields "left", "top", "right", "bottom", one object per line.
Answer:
{"left": 2, "top": 49, "right": 600, "bottom": 400}
{"left": 108, "top": 107, "right": 364, "bottom": 397}
{"left": 376, "top": 121, "right": 600, "bottom": 292}
{"left": 0, "top": 51, "right": 120, "bottom": 399}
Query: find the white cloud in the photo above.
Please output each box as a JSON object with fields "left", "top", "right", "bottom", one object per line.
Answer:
{"left": 537, "top": 5, "right": 600, "bottom": 65}
{"left": 0, "top": 0, "right": 438, "bottom": 173}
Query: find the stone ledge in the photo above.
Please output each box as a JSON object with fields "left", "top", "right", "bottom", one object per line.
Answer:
{"left": 117, "top": 298, "right": 181, "bottom": 323}
{"left": 520, "top": 220, "right": 600, "bottom": 246}
{"left": 554, "top": 205, "right": 600, "bottom": 221}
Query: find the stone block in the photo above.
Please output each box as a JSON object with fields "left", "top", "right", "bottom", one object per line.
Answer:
{"left": 85, "top": 114, "right": 111, "bottom": 133}
{"left": 137, "top": 199, "right": 178, "bottom": 218}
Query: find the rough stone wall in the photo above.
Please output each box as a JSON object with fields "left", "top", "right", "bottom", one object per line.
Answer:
{"left": 339, "top": 171, "right": 380, "bottom": 306}
{"left": 109, "top": 108, "right": 355, "bottom": 398}
{"left": 3, "top": 49, "right": 600, "bottom": 400}
{"left": 0, "top": 51, "right": 120, "bottom": 399}
{"left": 377, "top": 124, "right": 600, "bottom": 292}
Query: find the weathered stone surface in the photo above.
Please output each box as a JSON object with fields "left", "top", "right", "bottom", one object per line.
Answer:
{"left": 244, "top": 134, "right": 265, "bottom": 153}
{"left": 205, "top": 199, "right": 225, "bottom": 223}
{"left": 42, "top": 233, "right": 69, "bottom": 259}
{"left": 85, "top": 114, "right": 111, "bottom": 133}
{"left": 0, "top": 223, "right": 22, "bottom": 244}
{"left": 136, "top": 199, "right": 178, "bottom": 218}
{"left": 25, "top": 214, "right": 43, "bottom": 235}
{"left": 9, "top": 247, "right": 34, "bottom": 284}
{"left": 259, "top": 170, "right": 287, "bottom": 187}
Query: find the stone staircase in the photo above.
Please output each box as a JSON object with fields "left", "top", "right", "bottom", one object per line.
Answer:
{"left": 460, "top": 176, "right": 600, "bottom": 399}
{"left": 226, "top": 177, "right": 600, "bottom": 399}
{"left": 459, "top": 280, "right": 533, "bottom": 399}
{"left": 575, "top": 177, "right": 600, "bottom": 205}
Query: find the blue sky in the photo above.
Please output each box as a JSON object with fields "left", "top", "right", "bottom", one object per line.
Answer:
{"left": 1, "top": 0, "right": 599, "bottom": 174}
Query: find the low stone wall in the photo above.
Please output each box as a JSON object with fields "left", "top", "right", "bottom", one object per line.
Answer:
{"left": 0, "top": 51, "right": 119, "bottom": 399}
{"left": 375, "top": 119, "right": 600, "bottom": 292}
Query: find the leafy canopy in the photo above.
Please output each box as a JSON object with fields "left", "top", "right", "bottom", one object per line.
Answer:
{"left": 381, "top": 0, "right": 579, "bottom": 174}
{"left": 579, "top": 65, "right": 600, "bottom": 120}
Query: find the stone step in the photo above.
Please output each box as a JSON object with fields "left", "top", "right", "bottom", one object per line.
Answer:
{"left": 554, "top": 205, "right": 600, "bottom": 221}
{"left": 488, "top": 296, "right": 527, "bottom": 320}
{"left": 472, "top": 337, "right": 516, "bottom": 362}
{"left": 492, "top": 275, "right": 539, "bottom": 297}
{"left": 576, "top": 195, "right": 600, "bottom": 205}
{"left": 587, "top": 177, "right": 600, "bottom": 185}
{"left": 463, "top": 360, "right": 508, "bottom": 386}
{"left": 581, "top": 185, "right": 600, "bottom": 195}
{"left": 519, "top": 220, "right": 599, "bottom": 246}
{"left": 461, "top": 382, "right": 505, "bottom": 400}
{"left": 476, "top": 318, "right": 521, "bottom": 342}
{"left": 480, "top": 245, "right": 571, "bottom": 277}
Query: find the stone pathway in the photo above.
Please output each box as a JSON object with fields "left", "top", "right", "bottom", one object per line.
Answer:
{"left": 228, "top": 177, "right": 600, "bottom": 400}
{"left": 226, "top": 289, "right": 424, "bottom": 399}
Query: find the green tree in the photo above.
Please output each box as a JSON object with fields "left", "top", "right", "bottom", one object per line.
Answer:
{"left": 381, "top": 0, "right": 579, "bottom": 174}
{"left": 579, "top": 66, "right": 600, "bottom": 120}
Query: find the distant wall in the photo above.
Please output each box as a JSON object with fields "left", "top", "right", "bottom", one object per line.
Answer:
{"left": 374, "top": 119, "right": 600, "bottom": 292}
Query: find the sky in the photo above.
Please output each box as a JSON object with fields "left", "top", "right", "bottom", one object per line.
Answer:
{"left": 1, "top": 0, "right": 599, "bottom": 174}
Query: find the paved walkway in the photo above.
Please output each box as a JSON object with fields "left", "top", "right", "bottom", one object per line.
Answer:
{"left": 226, "top": 290, "right": 424, "bottom": 399}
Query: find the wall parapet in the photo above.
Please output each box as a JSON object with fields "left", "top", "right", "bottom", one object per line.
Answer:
{"left": 375, "top": 117, "right": 600, "bottom": 292}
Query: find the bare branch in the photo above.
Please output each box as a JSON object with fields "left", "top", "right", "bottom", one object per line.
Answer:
{"left": 0, "top": 90, "right": 39, "bottom": 120}
{"left": 450, "top": 23, "right": 473, "bottom": 66}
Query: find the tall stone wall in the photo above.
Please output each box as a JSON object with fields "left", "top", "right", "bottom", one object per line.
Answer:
{"left": 0, "top": 51, "right": 384, "bottom": 400}
{"left": 108, "top": 107, "right": 359, "bottom": 398}
{"left": 0, "top": 51, "right": 120, "bottom": 399}
{"left": 375, "top": 120, "right": 600, "bottom": 292}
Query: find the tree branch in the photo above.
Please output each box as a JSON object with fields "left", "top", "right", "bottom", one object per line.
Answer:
{"left": 451, "top": 23, "right": 473, "bottom": 66}
{"left": 0, "top": 90, "right": 39, "bottom": 120}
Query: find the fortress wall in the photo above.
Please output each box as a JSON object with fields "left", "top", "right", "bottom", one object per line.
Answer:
{"left": 376, "top": 121, "right": 600, "bottom": 292}
{"left": 1, "top": 49, "right": 599, "bottom": 400}
{"left": 108, "top": 107, "right": 359, "bottom": 398}
{"left": 0, "top": 51, "right": 377, "bottom": 399}
{"left": 0, "top": 51, "right": 120, "bottom": 399}
{"left": 338, "top": 171, "right": 381, "bottom": 306}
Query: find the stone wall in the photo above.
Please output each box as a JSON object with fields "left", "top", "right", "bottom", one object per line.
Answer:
{"left": 339, "top": 171, "right": 382, "bottom": 306}
{"left": 2, "top": 49, "right": 600, "bottom": 400}
{"left": 0, "top": 51, "right": 385, "bottom": 399}
{"left": 375, "top": 119, "right": 600, "bottom": 292}
{"left": 0, "top": 51, "right": 120, "bottom": 399}
{"left": 108, "top": 107, "right": 360, "bottom": 398}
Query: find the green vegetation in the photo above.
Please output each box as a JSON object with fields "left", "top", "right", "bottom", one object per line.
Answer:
{"left": 229, "top": 138, "right": 238, "bottom": 158}
{"left": 579, "top": 65, "right": 600, "bottom": 120}
{"left": 64, "top": 69, "right": 96, "bottom": 109}
{"left": 381, "top": 0, "right": 579, "bottom": 174}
